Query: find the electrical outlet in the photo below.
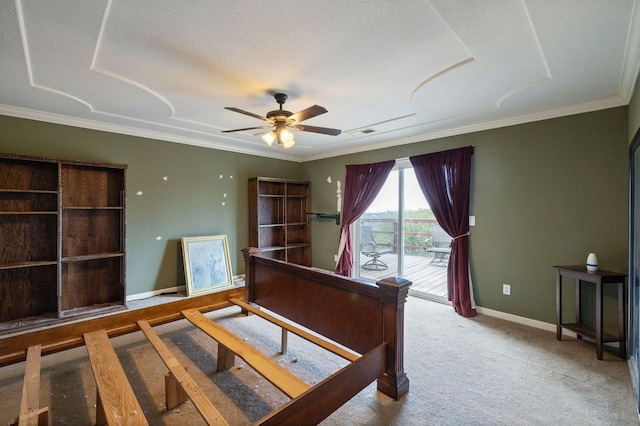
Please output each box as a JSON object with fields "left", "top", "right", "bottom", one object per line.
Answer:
{"left": 503, "top": 284, "right": 511, "bottom": 295}
{"left": 334, "top": 254, "right": 339, "bottom": 262}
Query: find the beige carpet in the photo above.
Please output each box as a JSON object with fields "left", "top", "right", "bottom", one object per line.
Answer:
{"left": 0, "top": 296, "right": 637, "bottom": 425}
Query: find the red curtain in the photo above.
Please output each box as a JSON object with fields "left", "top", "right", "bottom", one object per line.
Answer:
{"left": 410, "top": 146, "right": 476, "bottom": 317}
{"left": 335, "top": 160, "right": 395, "bottom": 276}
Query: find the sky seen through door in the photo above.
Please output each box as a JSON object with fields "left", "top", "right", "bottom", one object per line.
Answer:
{"left": 366, "top": 168, "right": 430, "bottom": 213}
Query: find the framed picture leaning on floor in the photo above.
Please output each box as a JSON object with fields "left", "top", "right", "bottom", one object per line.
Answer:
{"left": 181, "top": 235, "right": 234, "bottom": 296}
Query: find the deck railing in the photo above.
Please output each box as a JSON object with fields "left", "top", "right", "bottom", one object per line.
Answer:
{"left": 360, "top": 217, "right": 439, "bottom": 255}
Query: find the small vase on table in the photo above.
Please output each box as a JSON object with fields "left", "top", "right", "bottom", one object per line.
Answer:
{"left": 586, "top": 253, "right": 598, "bottom": 272}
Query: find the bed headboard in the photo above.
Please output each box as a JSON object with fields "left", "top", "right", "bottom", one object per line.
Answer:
{"left": 242, "top": 247, "right": 411, "bottom": 400}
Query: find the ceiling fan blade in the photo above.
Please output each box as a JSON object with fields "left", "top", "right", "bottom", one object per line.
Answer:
{"left": 222, "top": 125, "right": 273, "bottom": 133}
{"left": 224, "top": 107, "right": 271, "bottom": 122}
{"left": 288, "top": 105, "right": 328, "bottom": 123}
{"left": 294, "top": 125, "right": 341, "bottom": 136}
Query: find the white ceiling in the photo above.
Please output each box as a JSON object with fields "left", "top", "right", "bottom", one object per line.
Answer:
{"left": 1, "top": 1, "right": 639, "bottom": 162}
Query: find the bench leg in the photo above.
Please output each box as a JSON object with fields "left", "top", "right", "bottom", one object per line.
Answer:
{"left": 31, "top": 407, "right": 49, "bottom": 426}
{"left": 96, "top": 391, "right": 107, "bottom": 426}
{"left": 9, "top": 407, "right": 49, "bottom": 426}
{"left": 216, "top": 343, "right": 235, "bottom": 372}
{"left": 165, "top": 370, "right": 189, "bottom": 411}
{"left": 281, "top": 329, "right": 288, "bottom": 355}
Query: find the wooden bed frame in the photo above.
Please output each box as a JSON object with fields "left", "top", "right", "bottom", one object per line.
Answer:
{"left": 1, "top": 248, "right": 411, "bottom": 425}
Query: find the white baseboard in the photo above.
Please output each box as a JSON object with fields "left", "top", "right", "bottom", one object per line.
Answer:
{"left": 476, "top": 305, "right": 578, "bottom": 338}
{"left": 126, "top": 285, "right": 186, "bottom": 302}
{"left": 126, "top": 275, "right": 245, "bottom": 302}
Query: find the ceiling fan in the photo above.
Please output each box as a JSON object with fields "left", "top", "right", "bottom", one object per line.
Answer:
{"left": 222, "top": 93, "right": 341, "bottom": 148}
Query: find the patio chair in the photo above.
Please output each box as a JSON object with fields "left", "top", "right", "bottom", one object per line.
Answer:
{"left": 361, "top": 225, "right": 392, "bottom": 270}
{"left": 426, "top": 224, "right": 452, "bottom": 266}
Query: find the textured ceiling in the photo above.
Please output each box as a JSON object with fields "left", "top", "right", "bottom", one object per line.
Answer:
{"left": 1, "top": 0, "right": 639, "bottom": 162}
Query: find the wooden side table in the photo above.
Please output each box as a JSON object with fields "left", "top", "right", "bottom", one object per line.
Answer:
{"left": 554, "top": 265, "right": 627, "bottom": 360}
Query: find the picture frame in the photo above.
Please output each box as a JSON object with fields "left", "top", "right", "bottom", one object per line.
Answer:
{"left": 181, "top": 235, "right": 234, "bottom": 296}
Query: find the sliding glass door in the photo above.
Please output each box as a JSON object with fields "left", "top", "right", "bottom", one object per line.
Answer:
{"left": 356, "top": 162, "right": 448, "bottom": 302}
{"left": 358, "top": 169, "right": 400, "bottom": 276}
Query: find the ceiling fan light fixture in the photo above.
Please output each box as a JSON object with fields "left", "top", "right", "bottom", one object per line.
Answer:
{"left": 224, "top": 92, "right": 340, "bottom": 149}
{"left": 279, "top": 128, "right": 294, "bottom": 144}
{"left": 274, "top": 122, "right": 295, "bottom": 148}
{"left": 282, "top": 136, "right": 296, "bottom": 149}
{"left": 261, "top": 130, "right": 276, "bottom": 146}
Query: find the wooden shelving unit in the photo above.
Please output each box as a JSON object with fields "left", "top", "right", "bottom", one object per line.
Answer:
{"left": 249, "top": 177, "right": 311, "bottom": 266}
{"left": 0, "top": 154, "right": 126, "bottom": 327}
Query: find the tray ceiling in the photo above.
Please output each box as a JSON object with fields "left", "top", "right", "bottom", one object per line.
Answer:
{"left": 1, "top": 0, "right": 639, "bottom": 161}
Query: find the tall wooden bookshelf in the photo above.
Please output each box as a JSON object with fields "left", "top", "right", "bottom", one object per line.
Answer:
{"left": 249, "top": 177, "right": 311, "bottom": 266}
{"left": 0, "top": 153, "right": 126, "bottom": 327}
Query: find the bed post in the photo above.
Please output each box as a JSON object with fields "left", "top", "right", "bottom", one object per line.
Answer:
{"left": 241, "top": 247, "right": 261, "bottom": 305}
{"left": 376, "top": 276, "right": 412, "bottom": 400}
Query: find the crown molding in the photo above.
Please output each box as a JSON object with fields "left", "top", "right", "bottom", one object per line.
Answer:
{"left": 619, "top": 0, "right": 640, "bottom": 102}
{"left": 0, "top": 92, "right": 629, "bottom": 165}
{"left": 299, "top": 95, "right": 627, "bottom": 162}
{"left": 0, "top": 105, "right": 300, "bottom": 162}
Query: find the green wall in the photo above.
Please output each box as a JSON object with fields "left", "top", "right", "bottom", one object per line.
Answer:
{"left": 0, "top": 106, "right": 630, "bottom": 324}
{"left": 303, "top": 107, "right": 629, "bottom": 324}
{"left": 0, "top": 115, "right": 304, "bottom": 296}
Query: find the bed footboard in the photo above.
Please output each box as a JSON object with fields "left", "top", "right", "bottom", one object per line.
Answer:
{"left": 257, "top": 344, "right": 387, "bottom": 425}
{"left": 242, "top": 248, "right": 411, "bottom": 400}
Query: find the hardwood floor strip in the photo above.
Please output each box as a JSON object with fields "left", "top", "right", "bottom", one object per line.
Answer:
{"left": 229, "top": 298, "right": 361, "bottom": 362}
{"left": 84, "top": 330, "right": 148, "bottom": 426}
{"left": 16, "top": 345, "right": 48, "bottom": 426}
{"left": 182, "top": 309, "right": 310, "bottom": 399}
{"left": 137, "top": 320, "right": 229, "bottom": 425}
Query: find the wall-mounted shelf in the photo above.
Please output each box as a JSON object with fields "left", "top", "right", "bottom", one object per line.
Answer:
{"left": 307, "top": 212, "right": 341, "bottom": 225}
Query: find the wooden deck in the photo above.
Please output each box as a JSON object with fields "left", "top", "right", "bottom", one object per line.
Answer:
{"left": 358, "top": 253, "right": 449, "bottom": 302}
